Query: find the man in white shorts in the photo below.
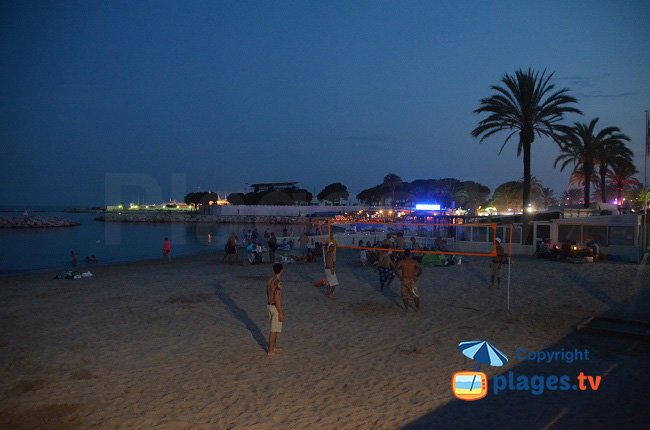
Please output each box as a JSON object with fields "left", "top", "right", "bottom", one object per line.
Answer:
{"left": 314, "top": 242, "right": 339, "bottom": 298}
{"left": 266, "top": 263, "right": 285, "bottom": 356}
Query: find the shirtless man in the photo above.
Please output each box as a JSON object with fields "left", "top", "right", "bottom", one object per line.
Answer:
{"left": 314, "top": 242, "right": 339, "bottom": 298}
{"left": 395, "top": 249, "right": 422, "bottom": 312}
{"left": 266, "top": 263, "right": 285, "bottom": 356}
{"left": 376, "top": 250, "right": 395, "bottom": 291}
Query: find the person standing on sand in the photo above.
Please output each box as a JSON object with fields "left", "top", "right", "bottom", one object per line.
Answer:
{"left": 268, "top": 232, "right": 277, "bottom": 263}
{"left": 70, "top": 250, "right": 78, "bottom": 267}
{"left": 267, "top": 263, "right": 285, "bottom": 356}
{"left": 223, "top": 233, "right": 238, "bottom": 263}
{"left": 375, "top": 250, "right": 395, "bottom": 291}
{"left": 299, "top": 232, "right": 309, "bottom": 260}
{"left": 162, "top": 237, "right": 171, "bottom": 262}
{"left": 489, "top": 237, "right": 505, "bottom": 288}
{"left": 395, "top": 249, "right": 422, "bottom": 312}
{"left": 314, "top": 242, "right": 339, "bottom": 298}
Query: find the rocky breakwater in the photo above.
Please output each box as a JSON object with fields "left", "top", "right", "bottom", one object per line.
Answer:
{"left": 0, "top": 216, "right": 81, "bottom": 228}
{"left": 96, "top": 212, "right": 311, "bottom": 224}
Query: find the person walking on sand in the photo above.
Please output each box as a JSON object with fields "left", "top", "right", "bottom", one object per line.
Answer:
{"left": 489, "top": 237, "right": 505, "bottom": 289}
{"left": 162, "top": 237, "right": 171, "bottom": 262}
{"left": 267, "top": 263, "right": 285, "bottom": 356}
{"left": 314, "top": 242, "right": 339, "bottom": 298}
{"left": 395, "top": 249, "right": 422, "bottom": 312}
{"left": 375, "top": 250, "right": 395, "bottom": 291}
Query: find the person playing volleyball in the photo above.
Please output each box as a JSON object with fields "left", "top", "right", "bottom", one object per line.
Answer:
{"left": 314, "top": 242, "right": 339, "bottom": 298}
{"left": 376, "top": 250, "right": 395, "bottom": 291}
{"left": 395, "top": 249, "right": 422, "bottom": 312}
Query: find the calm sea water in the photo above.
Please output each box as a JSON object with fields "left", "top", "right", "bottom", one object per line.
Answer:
{"left": 0, "top": 207, "right": 304, "bottom": 274}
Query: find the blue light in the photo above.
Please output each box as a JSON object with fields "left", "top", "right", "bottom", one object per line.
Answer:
{"left": 415, "top": 204, "right": 441, "bottom": 211}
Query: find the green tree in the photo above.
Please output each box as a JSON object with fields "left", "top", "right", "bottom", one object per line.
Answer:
{"left": 317, "top": 182, "right": 349, "bottom": 204}
{"left": 457, "top": 181, "right": 491, "bottom": 211}
{"left": 382, "top": 173, "right": 403, "bottom": 207}
{"left": 490, "top": 181, "right": 524, "bottom": 213}
{"left": 472, "top": 68, "right": 581, "bottom": 241}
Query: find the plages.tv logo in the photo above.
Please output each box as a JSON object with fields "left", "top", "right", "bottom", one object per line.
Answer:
{"left": 452, "top": 340, "right": 508, "bottom": 401}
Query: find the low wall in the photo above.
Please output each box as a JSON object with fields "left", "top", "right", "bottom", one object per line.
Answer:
{"left": 96, "top": 212, "right": 311, "bottom": 224}
{"left": 205, "top": 205, "right": 374, "bottom": 217}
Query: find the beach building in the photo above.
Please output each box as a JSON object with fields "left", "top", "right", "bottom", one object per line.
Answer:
{"left": 462, "top": 203, "right": 648, "bottom": 262}
{"left": 250, "top": 182, "right": 299, "bottom": 193}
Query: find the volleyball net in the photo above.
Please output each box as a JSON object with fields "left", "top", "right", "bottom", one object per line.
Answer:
{"left": 319, "top": 221, "right": 503, "bottom": 257}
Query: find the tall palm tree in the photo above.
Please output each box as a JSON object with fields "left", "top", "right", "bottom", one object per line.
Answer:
{"left": 472, "top": 68, "right": 581, "bottom": 241}
{"left": 607, "top": 164, "right": 640, "bottom": 205}
{"left": 554, "top": 118, "right": 604, "bottom": 208}
{"left": 593, "top": 126, "right": 632, "bottom": 203}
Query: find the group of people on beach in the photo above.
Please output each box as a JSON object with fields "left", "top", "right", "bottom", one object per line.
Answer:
{"left": 70, "top": 250, "right": 99, "bottom": 267}
{"left": 222, "top": 226, "right": 326, "bottom": 265}
{"left": 536, "top": 237, "right": 600, "bottom": 262}
{"left": 265, "top": 237, "right": 425, "bottom": 356}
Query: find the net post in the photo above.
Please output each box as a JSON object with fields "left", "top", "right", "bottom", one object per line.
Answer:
{"left": 509, "top": 223, "right": 513, "bottom": 257}
{"left": 508, "top": 224, "right": 513, "bottom": 311}
{"left": 507, "top": 257, "right": 511, "bottom": 311}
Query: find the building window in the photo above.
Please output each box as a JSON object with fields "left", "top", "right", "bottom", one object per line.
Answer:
{"left": 558, "top": 225, "right": 581, "bottom": 243}
{"left": 608, "top": 226, "right": 635, "bottom": 246}
{"left": 583, "top": 226, "right": 607, "bottom": 245}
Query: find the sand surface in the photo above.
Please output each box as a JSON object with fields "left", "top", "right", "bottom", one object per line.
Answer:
{"left": 1, "top": 251, "right": 649, "bottom": 429}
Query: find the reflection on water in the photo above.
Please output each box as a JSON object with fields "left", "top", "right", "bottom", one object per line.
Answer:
{"left": 0, "top": 211, "right": 311, "bottom": 274}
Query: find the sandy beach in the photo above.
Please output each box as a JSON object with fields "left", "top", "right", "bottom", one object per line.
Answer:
{"left": 1, "top": 252, "right": 649, "bottom": 429}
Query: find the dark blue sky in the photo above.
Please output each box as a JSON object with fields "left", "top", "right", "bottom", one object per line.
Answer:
{"left": 2, "top": 0, "right": 649, "bottom": 206}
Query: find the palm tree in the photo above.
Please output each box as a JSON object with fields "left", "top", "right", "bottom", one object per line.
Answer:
{"left": 607, "top": 164, "right": 640, "bottom": 205}
{"left": 561, "top": 188, "right": 583, "bottom": 205}
{"left": 554, "top": 118, "right": 603, "bottom": 208}
{"left": 592, "top": 126, "right": 632, "bottom": 203}
{"left": 472, "top": 68, "right": 581, "bottom": 241}
{"left": 539, "top": 186, "right": 558, "bottom": 209}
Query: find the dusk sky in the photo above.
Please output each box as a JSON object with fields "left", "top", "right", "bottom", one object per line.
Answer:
{"left": 1, "top": 0, "right": 649, "bottom": 206}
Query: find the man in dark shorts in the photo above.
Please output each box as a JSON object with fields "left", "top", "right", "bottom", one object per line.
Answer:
{"left": 267, "top": 263, "right": 285, "bottom": 356}
{"left": 395, "top": 249, "right": 422, "bottom": 312}
{"left": 376, "top": 250, "right": 395, "bottom": 291}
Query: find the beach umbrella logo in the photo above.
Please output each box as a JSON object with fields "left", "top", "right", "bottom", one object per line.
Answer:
{"left": 452, "top": 340, "right": 508, "bottom": 401}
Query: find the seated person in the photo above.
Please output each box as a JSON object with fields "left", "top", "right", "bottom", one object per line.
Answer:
{"left": 254, "top": 243, "right": 264, "bottom": 263}
{"left": 559, "top": 240, "right": 571, "bottom": 261}
{"left": 433, "top": 236, "right": 448, "bottom": 252}
{"left": 537, "top": 238, "right": 552, "bottom": 259}
{"left": 305, "top": 247, "right": 315, "bottom": 262}
{"left": 246, "top": 242, "right": 257, "bottom": 264}
{"left": 586, "top": 240, "right": 600, "bottom": 260}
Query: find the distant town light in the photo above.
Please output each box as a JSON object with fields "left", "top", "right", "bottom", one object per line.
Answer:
{"left": 415, "top": 204, "right": 441, "bottom": 211}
